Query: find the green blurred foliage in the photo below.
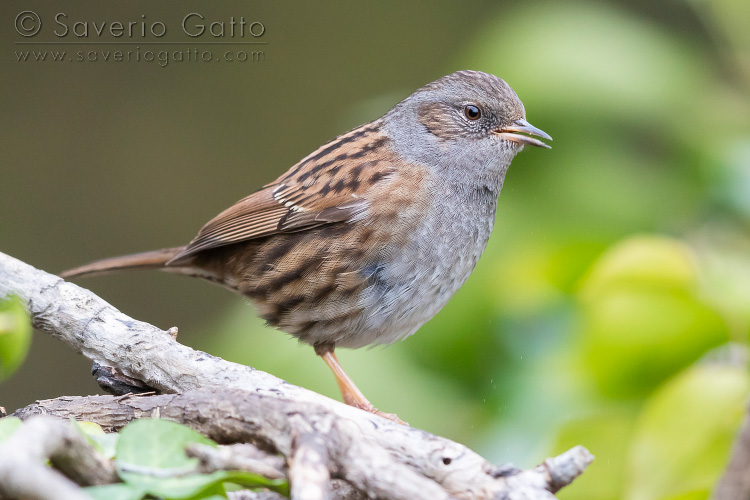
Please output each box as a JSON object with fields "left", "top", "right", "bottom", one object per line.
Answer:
{"left": 0, "top": 416, "right": 22, "bottom": 443}
{"left": 2, "top": 1, "right": 750, "bottom": 499}
{"left": 626, "top": 365, "right": 749, "bottom": 500}
{"left": 579, "top": 237, "right": 728, "bottom": 398}
{"left": 0, "top": 296, "right": 31, "bottom": 381}
{"left": 74, "top": 419, "right": 119, "bottom": 460}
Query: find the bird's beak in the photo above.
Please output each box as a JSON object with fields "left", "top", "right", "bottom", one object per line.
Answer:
{"left": 493, "top": 119, "right": 552, "bottom": 149}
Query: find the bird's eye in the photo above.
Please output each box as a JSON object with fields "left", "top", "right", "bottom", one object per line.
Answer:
{"left": 464, "top": 105, "right": 481, "bottom": 121}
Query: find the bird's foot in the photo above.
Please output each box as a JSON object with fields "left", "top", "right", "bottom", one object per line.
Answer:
{"left": 317, "top": 349, "right": 408, "bottom": 425}
{"left": 345, "top": 397, "right": 408, "bottom": 426}
{"left": 371, "top": 408, "right": 408, "bottom": 426}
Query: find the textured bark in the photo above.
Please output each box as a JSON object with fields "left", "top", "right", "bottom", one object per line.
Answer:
{"left": 0, "top": 251, "right": 593, "bottom": 499}
{"left": 187, "top": 443, "right": 287, "bottom": 480}
{"left": 289, "top": 414, "right": 333, "bottom": 500}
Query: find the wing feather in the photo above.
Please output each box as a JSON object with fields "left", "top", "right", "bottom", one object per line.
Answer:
{"left": 168, "top": 121, "right": 394, "bottom": 264}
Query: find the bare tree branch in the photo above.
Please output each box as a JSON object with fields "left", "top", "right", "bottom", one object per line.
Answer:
{"left": 187, "top": 443, "right": 287, "bottom": 480}
{"left": 289, "top": 414, "right": 332, "bottom": 500}
{"left": 228, "top": 491, "right": 288, "bottom": 500}
{"left": 0, "top": 416, "right": 117, "bottom": 500}
{"left": 225, "top": 480, "right": 366, "bottom": 499}
{"left": 0, "top": 251, "right": 594, "bottom": 499}
{"left": 11, "top": 391, "right": 593, "bottom": 499}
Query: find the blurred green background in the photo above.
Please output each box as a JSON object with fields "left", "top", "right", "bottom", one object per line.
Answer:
{"left": 2, "top": 1, "right": 750, "bottom": 498}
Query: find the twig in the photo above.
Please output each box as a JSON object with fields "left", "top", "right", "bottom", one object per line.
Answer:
{"left": 228, "top": 491, "right": 287, "bottom": 500}
{"left": 289, "top": 414, "right": 332, "bottom": 500}
{"left": 187, "top": 443, "right": 287, "bottom": 480}
{"left": 188, "top": 443, "right": 365, "bottom": 500}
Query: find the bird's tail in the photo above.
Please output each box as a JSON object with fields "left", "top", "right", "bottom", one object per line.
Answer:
{"left": 60, "top": 247, "right": 186, "bottom": 279}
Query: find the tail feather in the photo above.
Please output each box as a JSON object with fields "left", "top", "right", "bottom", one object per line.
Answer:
{"left": 60, "top": 246, "right": 186, "bottom": 279}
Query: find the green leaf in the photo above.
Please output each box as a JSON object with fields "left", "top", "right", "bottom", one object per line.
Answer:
{"left": 220, "top": 470, "right": 289, "bottom": 496}
{"left": 578, "top": 237, "right": 729, "bottom": 398}
{"left": 0, "top": 295, "right": 32, "bottom": 381}
{"left": 116, "top": 418, "right": 219, "bottom": 498}
{"left": 171, "top": 479, "right": 227, "bottom": 500}
{"left": 0, "top": 417, "right": 22, "bottom": 443}
{"left": 72, "top": 419, "right": 118, "bottom": 460}
{"left": 579, "top": 236, "right": 697, "bottom": 298}
{"left": 84, "top": 483, "right": 146, "bottom": 500}
{"left": 626, "top": 365, "right": 750, "bottom": 500}
{"left": 117, "top": 419, "right": 217, "bottom": 468}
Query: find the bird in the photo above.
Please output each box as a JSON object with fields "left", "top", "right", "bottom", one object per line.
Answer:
{"left": 62, "top": 70, "right": 551, "bottom": 424}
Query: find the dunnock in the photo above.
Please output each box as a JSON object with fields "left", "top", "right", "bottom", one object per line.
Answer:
{"left": 62, "top": 70, "right": 551, "bottom": 423}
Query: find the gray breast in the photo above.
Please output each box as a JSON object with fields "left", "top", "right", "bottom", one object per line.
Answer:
{"left": 341, "top": 175, "right": 500, "bottom": 348}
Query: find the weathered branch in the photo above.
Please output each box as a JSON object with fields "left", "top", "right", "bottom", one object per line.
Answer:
{"left": 228, "top": 491, "right": 288, "bottom": 500}
{"left": 289, "top": 414, "right": 333, "bottom": 500}
{"left": 0, "top": 416, "right": 117, "bottom": 500}
{"left": 0, "top": 251, "right": 593, "bottom": 499}
{"left": 187, "top": 443, "right": 287, "bottom": 480}
{"left": 225, "top": 481, "right": 364, "bottom": 500}
{"left": 11, "top": 391, "right": 593, "bottom": 499}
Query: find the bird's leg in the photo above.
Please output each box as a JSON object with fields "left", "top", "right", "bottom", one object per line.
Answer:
{"left": 319, "top": 350, "right": 369, "bottom": 407}
{"left": 315, "top": 345, "right": 407, "bottom": 425}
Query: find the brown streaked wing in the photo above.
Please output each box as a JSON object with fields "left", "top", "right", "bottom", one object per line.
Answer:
{"left": 168, "top": 121, "right": 394, "bottom": 264}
